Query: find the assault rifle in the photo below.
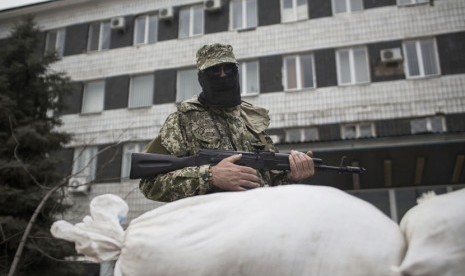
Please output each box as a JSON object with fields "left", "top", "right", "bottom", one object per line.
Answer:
{"left": 129, "top": 149, "right": 366, "bottom": 179}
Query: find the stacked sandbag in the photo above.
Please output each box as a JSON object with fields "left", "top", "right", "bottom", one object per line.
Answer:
{"left": 393, "top": 188, "right": 465, "bottom": 276}
{"left": 51, "top": 194, "right": 128, "bottom": 262}
{"left": 52, "top": 185, "right": 406, "bottom": 276}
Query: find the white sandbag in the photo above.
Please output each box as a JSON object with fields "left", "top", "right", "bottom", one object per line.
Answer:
{"left": 118, "top": 185, "right": 405, "bottom": 276}
{"left": 394, "top": 188, "right": 465, "bottom": 276}
{"left": 51, "top": 194, "right": 128, "bottom": 262}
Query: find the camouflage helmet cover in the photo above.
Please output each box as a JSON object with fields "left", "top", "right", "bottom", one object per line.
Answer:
{"left": 196, "top": 43, "right": 238, "bottom": 71}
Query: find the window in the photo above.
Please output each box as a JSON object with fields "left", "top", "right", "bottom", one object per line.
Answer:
{"left": 285, "top": 128, "right": 319, "bottom": 143}
{"left": 336, "top": 47, "right": 370, "bottom": 85}
{"left": 238, "top": 61, "right": 259, "bottom": 95}
{"left": 45, "top": 28, "right": 66, "bottom": 57}
{"left": 177, "top": 68, "right": 202, "bottom": 102}
{"left": 403, "top": 38, "right": 440, "bottom": 78}
{"left": 72, "top": 147, "right": 98, "bottom": 181}
{"left": 82, "top": 80, "right": 105, "bottom": 114}
{"left": 121, "top": 142, "right": 146, "bottom": 179}
{"left": 230, "top": 0, "right": 257, "bottom": 30}
{"left": 281, "top": 0, "right": 308, "bottom": 23}
{"left": 342, "top": 123, "right": 375, "bottom": 139}
{"left": 134, "top": 14, "right": 158, "bottom": 45}
{"left": 179, "top": 5, "right": 204, "bottom": 38}
{"left": 410, "top": 116, "right": 446, "bottom": 134}
{"left": 283, "top": 54, "right": 315, "bottom": 90}
{"left": 87, "top": 21, "right": 111, "bottom": 51}
{"left": 397, "top": 0, "right": 428, "bottom": 6}
{"left": 129, "top": 74, "right": 154, "bottom": 108}
{"left": 332, "top": 0, "right": 363, "bottom": 14}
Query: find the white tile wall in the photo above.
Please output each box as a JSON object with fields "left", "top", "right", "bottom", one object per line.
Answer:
{"left": 2, "top": 0, "right": 465, "bottom": 147}
{"left": 40, "top": 0, "right": 465, "bottom": 81}
{"left": 59, "top": 74, "right": 465, "bottom": 146}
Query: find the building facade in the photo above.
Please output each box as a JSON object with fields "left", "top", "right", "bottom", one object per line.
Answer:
{"left": 1, "top": 0, "right": 464, "bottom": 223}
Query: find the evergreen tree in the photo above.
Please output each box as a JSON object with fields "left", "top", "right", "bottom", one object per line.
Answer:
{"left": 0, "top": 16, "right": 85, "bottom": 275}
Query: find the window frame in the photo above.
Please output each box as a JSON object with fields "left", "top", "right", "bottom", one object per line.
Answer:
{"left": 45, "top": 28, "right": 66, "bottom": 57}
{"left": 341, "top": 123, "right": 376, "bottom": 139}
{"left": 121, "top": 142, "right": 147, "bottom": 179}
{"left": 230, "top": 0, "right": 258, "bottom": 31}
{"left": 178, "top": 5, "right": 204, "bottom": 39}
{"left": 239, "top": 60, "right": 260, "bottom": 96}
{"left": 332, "top": 0, "right": 364, "bottom": 14}
{"left": 283, "top": 54, "right": 316, "bottom": 91}
{"left": 280, "top": 0, "right": 309, "bottom": 23}
{"left": 336, "top": 46, "right": 370, "bottom": 85}
{"left": 397, "top": 0, "right": 429, "bottom": 6}
{"left": 285, "top": 127, "right": 319, "bottom": 143}
{"left": 87, "top": 20, "right": 111, "bottom": 52}
{"left": 72, "top": 146, "right": 98, "bottom": 181}
{"left": 410, "top": 116, "right": 446, "bottom": 134}
{"left": 176, "top": 67, "right": 202, "bottom": 102}
{"left": 402, "top": 38, "right": 441, "bottom": 79}
{"left": 134, "top": 14, "right": 158, "bottom": 45}
{"left": 81, "top": 80, "right": 105, "bottom": 114}
{"left": 128, "top": 73, "right": 154, "bottom": 109}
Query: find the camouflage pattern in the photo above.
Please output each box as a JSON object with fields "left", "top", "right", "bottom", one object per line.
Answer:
{"left": 196, "top": 43, "right": 238, "bottom": 71}
{"left": 139, "top": 97, "right": 290, "bottom": 202}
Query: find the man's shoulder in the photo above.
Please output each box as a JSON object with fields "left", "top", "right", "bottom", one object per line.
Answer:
{"left": 176, "top": 97, "right": 206, "bottom": 113}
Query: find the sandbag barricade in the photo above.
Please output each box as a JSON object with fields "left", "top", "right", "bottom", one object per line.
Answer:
{"left": 393, "top": 188, "right": 465, "bottom": 276}
{"left": 52, "top": 185, "right": 406, "bottom": 276}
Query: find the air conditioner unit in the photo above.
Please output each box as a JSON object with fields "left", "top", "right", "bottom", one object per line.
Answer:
{"left": 68, "top": 176, "right": 91, "bottom": 194}
{"left": 159, "top": 7, "right": 174, "bottom": 20}
{"left": 204, "top": 0, "right": 222, "bottom": 11}
{"left": 380, "top": 48, "right": 403, "bottom": 63}
{"left": 110, "top": 17, "right": 126, "bottom": 30}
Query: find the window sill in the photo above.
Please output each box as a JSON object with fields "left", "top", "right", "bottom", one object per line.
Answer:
{"left": 234, "top": 27, "right": 257, "bottom": 33}
{"left": 281, "top": 17, "right": 309, "bottom": 24}
{"left": 128, "top": 105, "right": 152, "bottom": 110}
{"left": 405, "top": 74, "right": 441, "bottom": 80}
{"left": 397, "top": 2, "right": 430, "bottom": 8}
{"left": 241, "top": 92, "right": 259, "bottom": 98}
{"left": 337, "top": 81, "right": 371, "bottom": 87}
{"left": 86, "top": 49, "right": 110, "bottom": 55}
{"left": 133, "top": 43, "right": 153, "bottom": 48}
{"left": 284, "top": 87, "right": 317, "bottom": 93}
{"left": 80, "top": 111, "right": 103, "bottom": 116}
{"left": 177, "top": 33, "right": 204, "bottom": 40}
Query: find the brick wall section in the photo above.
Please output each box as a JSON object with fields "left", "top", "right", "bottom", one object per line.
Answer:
{"left": 204, "top": 4, "right": 229, "bottom": 34}
{"left": 308, "top": 0, "right": 333, "bottom": 19}
{"left": 259, "top": 55, "right": 283, "bottom": 93}
{"left": 63, "top": 23, "right": 88, "bottom": 56}
{"left": 446, "top": 113, "right": 465, "bottom": 132}
{"left": 257, "top": 0, "right": 280, "bottom": 26}
{"left": 154, "top": 69, "right": 176, "bottom": 104}
{"left": 61, "top": 82, "right": 83, "bottom": 115}
{"left": 437, "top": 31, "right": 465, "bottom": 76}
{"left": 110, "top": 15, "right": 135, "bottom": 49}
{"left": 105, "top": 75, "right": 130, "bottom": 110}
{"left": 95, "top": 143, "right": 123, "bottom": 183}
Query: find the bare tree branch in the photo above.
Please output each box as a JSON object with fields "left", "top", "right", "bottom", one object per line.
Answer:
{"left": 8, "top": 179, "right": 65, "bottom": 276}
{"left": 9, "top": 116, "right": 47, "bottom": 189}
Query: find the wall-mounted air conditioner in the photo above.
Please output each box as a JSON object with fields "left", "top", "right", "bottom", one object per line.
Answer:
{"left": 380, "top": 48, "right": 403, "bottom": 63}
{"left": 68, "top": 176, "right": 91, "bottom": 194}
{"left": 110, "top": 17, "right": 126, "bottom": 31}
{"left": 159, "top": 7, "right": 174, "bottom": 20}
{"left": 204, "top": 0, "right": 222, "bottom": 11}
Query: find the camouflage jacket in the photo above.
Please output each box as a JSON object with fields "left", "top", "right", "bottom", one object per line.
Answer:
{"left": 139, "top": 97, "right": 290, "bottom": 202}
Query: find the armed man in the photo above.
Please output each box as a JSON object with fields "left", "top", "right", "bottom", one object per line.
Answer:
{"left": 139, "top": 43, "right": 315, "bottom": 202}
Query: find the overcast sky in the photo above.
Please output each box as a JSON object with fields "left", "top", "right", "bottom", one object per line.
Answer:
{"left": 0, "top": 0, "right": 52, "bottom": 11}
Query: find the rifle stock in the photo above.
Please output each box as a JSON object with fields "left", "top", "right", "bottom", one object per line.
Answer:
{"left": 130, "top": 149, "right": 366, "bottom": 179}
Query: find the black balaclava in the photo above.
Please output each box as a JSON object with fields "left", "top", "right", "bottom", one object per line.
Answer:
{"left": 197, "top": 64, "right": 241, "bottom": 108}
